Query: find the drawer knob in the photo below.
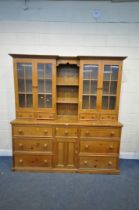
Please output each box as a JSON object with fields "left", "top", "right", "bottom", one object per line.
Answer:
{"left": 84, "top": 160, "right": 88, "bottom": 165}
{"left": 109, "top": 145, "right": 113, "bottom": 149}
{"left": 85, "top": 131, "right": 89, "bottom": 135}
{"left": 44, "top": 144, "right": 48, "bottom": 148}
{"left": 19, "top": 159, "right": 23, "bottom": 163}
{"left": 44, "top": 130, "right": 48, "bottom": 135}
{"left": 110, "top": 131, "right": 115, "bottom": 136}
{"left": 81, "top": 116, "right": 84, "bottom": 119}
{"left": 44, "top": 160, "right": 48, "bottom": 164}
{"left": 64, "top": 130, "right": 68, "bottom": 135}
{"left": 56, "top": 128, "right": 58, "bottom": 131}
{"left": 19, "top": 143, "right": 23, "bottom": 148}
{"left": 85, "top": 144, "right": 89, "bottom": 149}
{"left": 29, "top": 114, "right": 32, "bottom": 117}
{"left": 18, "top": 129, "right": 23, "bottom": 134}
{"left": 108, "top": 161, "right": 112, "bottom": 166}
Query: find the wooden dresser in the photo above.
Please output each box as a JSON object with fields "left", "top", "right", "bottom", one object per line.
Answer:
{"left": 10, "top": 54, "right": 126, "bottom": 174}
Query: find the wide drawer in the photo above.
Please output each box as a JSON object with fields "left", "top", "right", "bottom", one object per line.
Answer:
{"left": 55, "top": 127, "right": 78, "bottom": 137}
{"left": 80, "top": 140, "right": 119, "bottom": 154}
{"left": 79, "top": 156, "right": 118, "bottom": 169}
{"left": 13, "top": 139, "right": 52, "bottom": 152}
{"left": 14, "top": 155, "right": 52, "bottom": 167}
{"left": 80, "top": 127, "right": 121, "bottom": 138}
{"left": 13, "top": 126, "right": 53, "bottom": 137}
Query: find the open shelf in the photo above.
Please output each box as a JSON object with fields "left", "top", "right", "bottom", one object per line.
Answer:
{"left": 57, "top": 97, "right": 78, "bottom": 104}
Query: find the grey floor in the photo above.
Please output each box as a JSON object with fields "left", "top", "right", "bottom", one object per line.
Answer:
{"left": 0, "top": 157, "right": 139, "bottom": 210}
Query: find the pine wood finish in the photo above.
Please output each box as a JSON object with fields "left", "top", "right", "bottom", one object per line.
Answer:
{"left": 10, "top": 54, "right": 126, "bottom": 174}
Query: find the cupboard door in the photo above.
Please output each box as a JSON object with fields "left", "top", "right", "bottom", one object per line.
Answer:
{"left": 35, "top": 59, "right": 56, "bottom": 115}
{"left": 56, "top": 139, "right": 77, "bottom": 168}
{"left": 79, "top": 61, "right": 101, "bottom": 113}
{"left": 15, "top": 60, "right": 35, "bottom": 110}
{"left": 101, "top": 62, "right": 122, "bottom": 111}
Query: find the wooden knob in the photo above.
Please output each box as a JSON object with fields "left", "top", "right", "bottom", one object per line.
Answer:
{"left": 39, "top": 115, "right": 42, "bottom": 118}
{"left": 44, "top": 144, "right": 48, "bottom": 148}
{"left": 110, "top": 131, "right": 115, "bottom": 136}
{"left": 64, "top": 130, "right": 68, "bottom": 135}
{"left": 19, "top": 114, "right": 22, "bottom": 117}
{"left": 19, "top": 143, "right": 23, "bottom": 148}
{"left": 108, "top": 161, "right": 112, "bottom": 166}
{"left": 29, "top": 114, "right": 32, "bottom": 117}
{"left": 81, "top": 116, "right": 84, "bottom": 119}
{"left": 18, "top": 129, "right": 23, "bottom": 134}
{"left": 85, "top": 131, "right": 89, "bottom": 135}
{"left": 109, "top": 145, "right": 113, "bottom": 149}
{"left": 19, "top": 159, "right": 23, "bottom": 163}
{"left": 84, "top": 160, "right": 88, "bottom": 165}
{"left": 85, "top": 144, "right": 89, "bottom": 149}
{"left": 44, "top": 160, "right": 48, "bottom": 164}
{"left": 44, "top": 129, "right": 48, "bottom": 135}
{"left": 56, "top": 128, "right": 58, "bottom": 131}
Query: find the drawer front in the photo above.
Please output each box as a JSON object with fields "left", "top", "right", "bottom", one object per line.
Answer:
{"left": 14, "top": 139, "right": 52, "bottom": 152}
{"left": 14, "top": 155, "right": 52, "bottom": 167}
{"left": 13, "top": 126, "right": 53, "bottom": 137}
{"left": 80, "top": 127, "right": 121, "bottom": 138}
{"left": 16, "top": 112, "right": 34, "bottom": 119}
{"left": 79, "top": 113, "right": 98, "bottom": 121}
{"left": 79, "top": 156, "right": 118, "bottom": 169}
{"left": 80, "top": 140, "right": 119, "bottom": 154}
{"left": 37, "top": 112, "right": 55, "bottom": 120}
{"left": 55, "top": 127, "right": 78, "bottom": 137}
{"left": 100, "top": 114, "right": 118, "bottom": 121}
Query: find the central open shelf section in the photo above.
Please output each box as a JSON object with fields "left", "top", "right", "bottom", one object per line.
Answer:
{"left": 56, "top": 64, "right": 79, "bottom": 116}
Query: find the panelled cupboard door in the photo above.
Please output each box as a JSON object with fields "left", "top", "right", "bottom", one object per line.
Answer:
{"left": 14, "top": 59, "right": 35, "bottom": 111}
{"left": 79, "top": 60, "right": 102, "bottom": 116}
{"left": 34, "top": 59, "right": 56, "bottom": 119}
{"left": 101, "top": 61, "right": 122, "bottom": 113}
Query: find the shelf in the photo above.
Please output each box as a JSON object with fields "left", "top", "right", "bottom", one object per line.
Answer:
{"left": 57, "top": 78, "right": 79, "bottom": 86}
{"left": 83, "top": 94, "right": 97, "bottom": 96}
{"left": 38, "top": 93, "right": 52, "bottom": 95}
{"left": 102, "top": 94, "right": 116, "bottom": 97}
{"left": 57, "top": 97, "right": 78, "bottom": 104}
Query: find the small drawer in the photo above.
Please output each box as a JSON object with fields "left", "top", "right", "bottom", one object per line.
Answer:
{"left": 100, "top": 114, "right": 118, "bottom": 121}
{"left": 14, "top": 139, "right": 52, "bottom": 152}
{"left": 79, "top": 156, "right": 117, "bottom": 169}
{"left": 55, "top": 127, "right": 78, "bottom": 137}
{"left": 80, "top": 140, "right": 119, "bottom": 154}
{"left": 14, "top": 155, "right": 52, "bottom": 167}
{"left": 16, "top": 112, "right": 34, "bottom": 119}
{"left": 80, "top": 127, "right": 121, "bottom": 138}
{"left": 80, "top": 114, "right": 98, "bottom": 121}
{"left": 37, "top": 112, "right": 55, "bottom": 120}
{"left": 13, "top": 126, "right": 53, "bottom": 137}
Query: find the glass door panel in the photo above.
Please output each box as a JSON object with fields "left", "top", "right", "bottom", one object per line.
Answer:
{"left": 17, "top": 63, "right": 33, "bottom": 108}
{"left": 102, "top": 65, "right": 119, "bottom": 110}
{"left": 37, "top": 63, "right": 52, "bottom": 108}
{"left": 82, "top": 64, "right": 98, "bottom": 110}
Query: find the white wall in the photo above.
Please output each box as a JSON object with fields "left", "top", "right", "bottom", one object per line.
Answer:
{"left": 0, "top": 0, "right": 139, "bottom": 158}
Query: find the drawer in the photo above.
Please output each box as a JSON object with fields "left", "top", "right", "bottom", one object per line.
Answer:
{"left": 80, "top": 140, "right": 119, "bottom": 154}
{"left": 13, "top": 126, "right": 53, "bottom": 137}
{"left": 14, "top": 139, "right": 52, "bottom": 152}
{"left": 37, "top": 112, "right": 55, "bottom": 120}
{"left": 80, "top": 127, "right": 121, "bottom": 138}
{"left": 14, "top": 155, "right": 52, "bottom": 167}
{"left": 16, "top": 112, "right": 34, "bottom": 119}
{"left": 79, "top": 113, "right": 98, "bottom": 121}
{"left": 100, "top": 114, "right": 118, "bottom": 121}
{"left": 79, "top": 156, "right": 118, "bottom": 169}
{"left": 55, "top": 127, "right": 78, "bottom": 137}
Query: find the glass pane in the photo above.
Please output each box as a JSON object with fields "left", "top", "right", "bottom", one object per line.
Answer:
{"left": 45, "top": 80, "right": 52, "bottom": 94}
{"left": 18, "top": 79, "right": 25, "bottom": 93}
{"left": 38, "top": 94, "right": 44, "bottom": 108}
{"left": 112, "top": 65, "right": 118, "bottom": 80}
{"left": 26, "top": 94, "right": 32, "bottom": 107}
{"left": 45, "top": 64, "right": 52, "bottom": 78}
{"left": 19, "top": 94, "right": 25, "bottom": 107}
{"left": 46, "top": 95, "right": 52, "bottom": 108}
{"left": 25, "top": 64, "right": 32, "bottom": 79}
{"left": 109, "top": 96, "right": 116, "bottom": 109}
{"left": 26, "top": 80, "right": 32, "bottom": 93}
{"left": 104, "top": 65, "right": 111, "bottom": 81}
{"left": 102, "top": 96, "right": 109, "bottom": 109}
{"left": 17, "top": 63, "right": 24, "bottom": 78}
{"left": 83, "top": 65, "right": 91, "bottom": 79}
{"left": 91, "top": 65, "right": 98, "bottom": 79}
{"left": 38, "top": 64, "right": 44, "bottom": 79}
{"left": 82, "top": 96, "right": 89, "bottom": 109}
{"left": 90, "top": 96, "right": 96, "bottom": 109}
{"left": 90, "top": 81, "right": 97, "bottom": 94}
{"left": 103, "top": 81, "right": 109, "bottom": 94}
{"left": 110, "top": 81, "right": 117, "bottom": 94}
{"left": 83, "top": 80, "right": 90, "bottom": 94}
{"left": 38, "top": 80, "right": 44, "bottom": 93}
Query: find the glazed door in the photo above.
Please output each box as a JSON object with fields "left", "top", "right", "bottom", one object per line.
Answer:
{"left": 79, "top": 60, "right": 101, "bottom": 119}
{"left": 35, "top": 59, "right": 56, "bottom": 119}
